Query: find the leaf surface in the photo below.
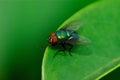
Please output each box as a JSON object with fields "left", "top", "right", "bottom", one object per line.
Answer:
{"left": 42, "top": 0, "right": 120, "bottom": 80}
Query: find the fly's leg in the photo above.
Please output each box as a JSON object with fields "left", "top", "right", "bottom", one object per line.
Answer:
{"left": 54, "top": 50, "right": 65, "bottom": 58}
{"left": 66, "top": 43, "right": 73, "bottom": 56}
{"left": 54, "top": 43, "right": 66, "bottom": 58}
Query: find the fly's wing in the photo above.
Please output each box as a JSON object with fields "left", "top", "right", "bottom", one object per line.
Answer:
{"left": 77, "top": 35, "right": 91, "bottom": 45}
{"left": 60, "top": 20, "right": 91, "bottom": 45}
{"left": 66, "top": 35, "right": 91, "bottom": 45}
{"left": 60, "top": 20, "right": 82, "bottom": 31}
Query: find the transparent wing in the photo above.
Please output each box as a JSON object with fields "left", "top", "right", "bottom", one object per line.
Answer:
{"left": 66, "top": 35, "right": 91, "bottom": 45}
{"left": 60, "top": 20, "right": 82, "bottom": 31}
{"left": 77, "top": 35, "right": 91, "bottom": 45}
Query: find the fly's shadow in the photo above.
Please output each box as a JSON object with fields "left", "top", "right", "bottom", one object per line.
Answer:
{"left": 49, "top": 43, "right": 73, "bottom": 58}
{"left": 72, "top": 45, "right": 92, "bottom": 56}
{"left": 49, "top": 43, "right": 92, "bottom": 58}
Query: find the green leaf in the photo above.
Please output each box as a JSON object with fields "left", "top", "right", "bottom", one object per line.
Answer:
{"left": 0, "top": 0, "right": 97, "bottom": 80}
{"left": 42, "top": 0, "right": 120, "bottom": 80}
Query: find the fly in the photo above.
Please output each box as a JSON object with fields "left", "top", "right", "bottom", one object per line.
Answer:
{"left": 48, "top": 21, "right": 91, "bottom": 57}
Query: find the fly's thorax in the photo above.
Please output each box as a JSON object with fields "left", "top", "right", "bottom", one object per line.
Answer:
{"left": 55, "top": 29, "right": 69, "bottom": 40}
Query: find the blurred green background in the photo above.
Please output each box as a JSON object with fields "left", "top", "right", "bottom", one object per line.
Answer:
{"left": 0, "top": 0, "right": 97, "bottom": 80}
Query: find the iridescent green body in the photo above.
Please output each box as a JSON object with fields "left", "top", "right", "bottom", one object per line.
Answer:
{"left": 55, "top": 29, "right": 79, "bottom": 44}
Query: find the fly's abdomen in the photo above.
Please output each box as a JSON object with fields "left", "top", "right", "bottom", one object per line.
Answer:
{"left": 71, "top": 32, "right": 79, "bottom": 40}
{"left": 66, "top": 30, "right": 79, "bottom": 40}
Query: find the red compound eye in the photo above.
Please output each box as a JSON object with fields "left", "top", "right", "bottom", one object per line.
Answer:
{"left": 49, "top": 32, "right": 58, "bottom": 44}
